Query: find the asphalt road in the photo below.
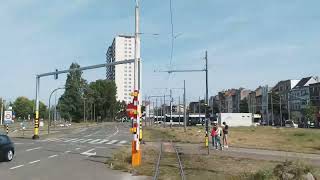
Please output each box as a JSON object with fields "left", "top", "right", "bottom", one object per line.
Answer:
{"left": 0, "top": 122, "right": 148, "bottom": 180}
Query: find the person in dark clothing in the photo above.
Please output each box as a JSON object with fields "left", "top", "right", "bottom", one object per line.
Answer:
{"left": 222, "top": 122, "right": 229, "bottom": 148}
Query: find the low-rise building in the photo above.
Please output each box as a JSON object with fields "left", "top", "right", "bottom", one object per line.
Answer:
{"left": 290, "top": 77, "right": 319, "bottom": 125}
{"left": 271, "top": 79, "right": 299, "bottom": 125}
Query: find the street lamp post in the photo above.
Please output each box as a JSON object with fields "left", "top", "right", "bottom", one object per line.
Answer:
{"left": 48, "top": 87, "right": 65, "bottom": 135}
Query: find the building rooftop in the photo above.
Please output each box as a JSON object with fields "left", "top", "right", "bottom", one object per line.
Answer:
{"left": 293, "top": 77, "right": 312, "bottom": 89}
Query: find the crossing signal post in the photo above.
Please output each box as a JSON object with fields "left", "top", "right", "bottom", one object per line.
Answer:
{"left": 128, "top": 91, "right": 141, "bottom": 167}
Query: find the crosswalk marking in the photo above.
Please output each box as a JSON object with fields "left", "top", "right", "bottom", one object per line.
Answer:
{"left": 64, "top": 138, "right": 79, "bottom": 142}
{"left": 80, "top": 139, "right": 92, "bottom": 143}
{"left": 96, "top": 139, "right": 109, "bottom": 144}
{"left": 119, "top": 140, "right": 127, "bottom": 144}
{"left": 70, "top": 139, "right": 85, "bottom": 143}
{"left": 88, "top": 139, "right": 101, "bottom": 144}
{"left": 106, "top": 140, "right": 118, "bottom": 145}
{"left": 44, "top": 138, "right": 128, "bottom": 145}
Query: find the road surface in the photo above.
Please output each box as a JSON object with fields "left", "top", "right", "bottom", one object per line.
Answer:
{"left": 0, "top": 122, "right": 148, "bottom": 180}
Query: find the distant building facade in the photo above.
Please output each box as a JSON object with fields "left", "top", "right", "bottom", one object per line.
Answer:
{"left": 106, "top": 35, "right": 136, "bottom": 104}
{"left": 271, "top": 79, "right": 299, "bottom": 125}
{"left": 290, "top": 77, "right": 319, "bottom": 124}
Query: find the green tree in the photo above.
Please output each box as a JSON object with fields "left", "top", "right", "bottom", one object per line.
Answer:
{"left": 58, "top": 63, "right": 87, "bottom": 122}
{"left": 240, "top": 98, "right": 249, "bottom": 113}
{"left": 86, "top": 80, "right": 117, "bottom": 121}
{"left": 13, "top": 97, "right": 33, "bottom": 119}
{"left": 303, "top": 104, "right": 317, "bottom": 122}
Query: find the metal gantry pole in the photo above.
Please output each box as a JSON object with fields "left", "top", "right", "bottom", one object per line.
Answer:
{"left": 33, "top": 76, "right": 40, "bottom": 139}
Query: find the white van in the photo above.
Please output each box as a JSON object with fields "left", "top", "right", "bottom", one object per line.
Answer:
{"left": 285, "top": 120, "right": 298, "bottom": 128}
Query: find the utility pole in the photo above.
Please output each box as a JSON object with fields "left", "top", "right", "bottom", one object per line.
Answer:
{"left": 163, "top": 94, "right": 166, "bottom": 128}
{"left": 271, "top": 92, "right": 274, "bottom": 126}
{"left": 211, "top": 97, "right": 214, "bottom": 118}
{"left": 266, "top": 86, "right": 269, "bottom": 126}
{"left": 183, "top": 80, "right": 186, "bottom": 132}
{"left": 160, "top": 98, "right": 162, "bottom": 124}
{"left": 152, "top": 101, "right": 155, "bottom": 123}
{"left": 155, "top": 98, "right": 158, "bottom": 123}
{"left": 178, "top": 96, "right": 181, "bottom": 126}
{"left": 148, "top": 97, "right": 151, "bottom": 126}
{"left": 280, "top": 95, "right": 282, "bottom": 127}
{"left": 54, "top": 93, "right": 57, "bottom": 125}
{"left": 170, "top": 89, "right": 173, "bottom": 128}
{"left": 83, "top": 98, "right": 86, "bottom": 123}
{"left": 157, "top": 51, "right": 209, "bottom": 154}
{"left": 198, "top": 97, "right": 201, "bottom": 124}
{"left": 205, "top": 50, "right": 209, "bottom": 155}
{"left": 93, "top": 103, "right": 96, "bottom": 122}
{"left": 131, "top": 0, "right": 142, "bottom": 167}
{"left": 288, "top": 95, "right": 291, "bottom": 120}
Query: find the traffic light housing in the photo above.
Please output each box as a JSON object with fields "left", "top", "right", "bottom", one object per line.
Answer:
{"left": 54, "top": 69, "right": 58, "bottom": 80}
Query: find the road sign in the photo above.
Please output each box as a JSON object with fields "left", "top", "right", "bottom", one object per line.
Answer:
{"left": 4, "top": 111, "right": 13, "bottom": 124}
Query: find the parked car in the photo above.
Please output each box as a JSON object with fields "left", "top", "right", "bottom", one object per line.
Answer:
{"left": 285, "top": 120, "right": 298, "bottom": 128}
{"left": 0, "top": 134, "right": 15, "bottom": 161}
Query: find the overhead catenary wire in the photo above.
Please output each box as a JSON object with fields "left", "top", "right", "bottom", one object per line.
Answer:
{"left": 169, "top": 0, "right": 174, "bottom": 68}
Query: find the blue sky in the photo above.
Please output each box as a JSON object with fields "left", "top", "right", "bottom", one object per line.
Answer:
{"left": 0, "top": 0, "right": 319, "bottom": 104}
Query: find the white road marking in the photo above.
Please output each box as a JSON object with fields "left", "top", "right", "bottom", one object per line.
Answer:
{"left": 106, "top": 126, "right": 119, "bottom": 139}
{"left": 70, "top": 139, "right": 84, "bottom": 143}
{"left": 106, "top": 140, "right": 118, "bottom": 145}
{"left": 96, "top": 139, "right": 109, "bottom": 144}
{"left": 26, "top": 147, "right": 42, "bottom": 152}
{"left": 75, "top": 148, "right": 81, "bottom": 150}
{"left": 81, "top": 149, "right": 96, "bottom": 157}
{"left": 29, "top": 160, "right": 40, "bottom": 164}
{"left": 14, "top": 142, "right": 24, "bottom": 145}
{"left": 64, "top": 138, "right": 78, "bottom": 142}
{"left": 10, "top": 165, "right": 24, "bottom": 170}
{"left": 64, "top": 151, "right": 71, "bottom": 153}
{"left": 80, "top": 139, "right": 92, "bottom": 143}
{"left": 48, "top": 154, "right": 58, "bottom": 158}
{"left": 88, "top": 139, "right": 101, "bottom": 144}
{"left": 119, "top": 140, "right": 128, "bottom": 144}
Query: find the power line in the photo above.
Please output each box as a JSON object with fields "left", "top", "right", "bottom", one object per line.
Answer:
{"left": 169, "top": 0, "right": 174, "bottom": 68}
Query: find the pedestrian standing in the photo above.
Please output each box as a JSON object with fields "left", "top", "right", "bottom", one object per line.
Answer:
{"left": 222, "top": 122, "right": 229, "bottom": 148}
{"left": 215, "top": 124, "right": 223, "bottom": 150}
{"left": 211, "top": 124, "right": 217, "bottom": 148}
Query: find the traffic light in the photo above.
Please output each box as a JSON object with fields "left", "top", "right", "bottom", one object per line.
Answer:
{"left": 54, "top": 69, "right": 58, "bottom": 80}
